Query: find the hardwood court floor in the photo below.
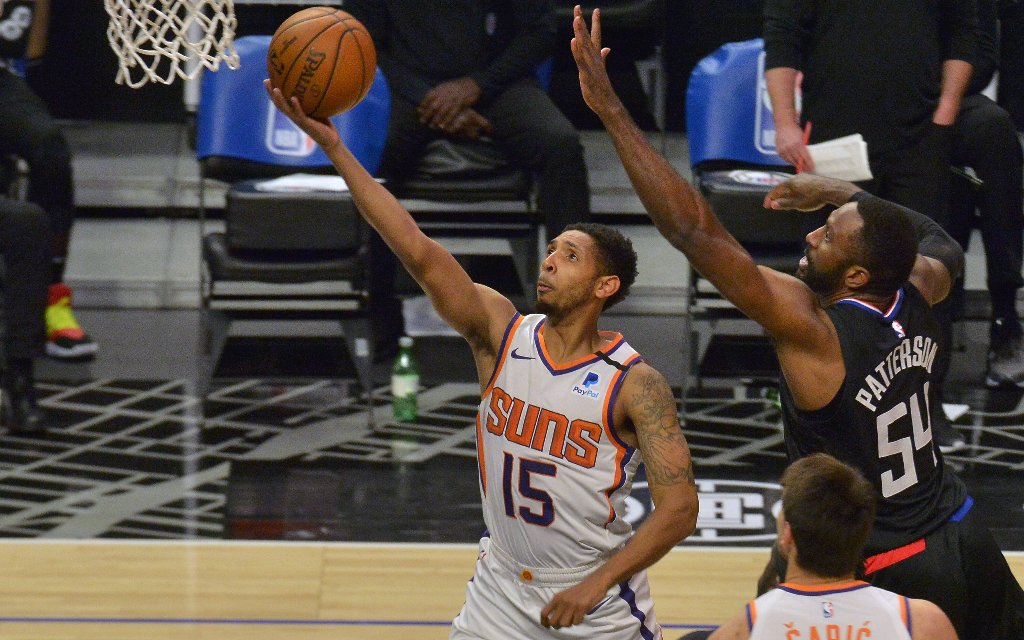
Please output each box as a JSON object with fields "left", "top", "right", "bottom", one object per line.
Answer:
{"left": 0, "top": 540, "right": 1021, "bottom": 640}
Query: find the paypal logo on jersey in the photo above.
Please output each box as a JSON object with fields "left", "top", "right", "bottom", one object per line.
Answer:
{"left": 265, "top": 102, "right": 318, "bottom": 157}
{"left": 572, "top": 371, "right": 601, "bottom": 399}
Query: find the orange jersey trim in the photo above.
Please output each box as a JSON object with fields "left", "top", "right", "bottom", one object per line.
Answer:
{"left": 483, "top": 313, "right": 524, "bottom": 397}
{"left": 601, "top": 353, "right": 642, "bottom": 524}
{"left": 479, "top": 314, "right": 525, "bottom": 495}
{"left": 777, "top": 580, "right": 870, "bottom": 592}
{"left": 536, "top": 324, "right": 625, "bottom": 372}
{"left": 475, "top": 413, "right": 487, "bottom": 495}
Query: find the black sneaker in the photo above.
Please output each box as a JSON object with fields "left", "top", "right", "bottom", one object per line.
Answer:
{"left": 1, "top": 373, "right": 46, "bottom": 435}
{"left": 985, "top": 317, "right": 1024, "bottom": 388}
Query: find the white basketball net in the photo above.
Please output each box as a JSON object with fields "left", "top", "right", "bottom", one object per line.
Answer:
{"left": 104, "top": 0, "right": 240, "bottom": 88}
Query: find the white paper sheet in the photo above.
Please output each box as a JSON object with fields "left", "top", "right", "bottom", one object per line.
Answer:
{"left": 254, "top": 173, "right": 350, "bottom": 192}
{"left": 806, "top": 134, "right": 873, "bottom": 182}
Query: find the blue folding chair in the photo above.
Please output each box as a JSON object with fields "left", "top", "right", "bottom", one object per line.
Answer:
{"left": 195, "top": 35, "right": 390, "bottom": 420}
{"left": 684, "top": 38, "right": 805, "bottom": 389}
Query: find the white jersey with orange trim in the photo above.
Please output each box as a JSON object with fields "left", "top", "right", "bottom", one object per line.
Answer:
{"left": 476, "top": 313, "right": 644, "bottom": 570}
{"left": 748, "top": 581, "right": 912, "bottom": 640}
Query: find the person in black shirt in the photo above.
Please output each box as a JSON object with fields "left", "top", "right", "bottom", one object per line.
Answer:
{"left": 0, "top": 0, "right": 98, "bottom": 360}
{"left": 343, "top": 0, "right": 591, "bottom": 359}
{"left": 948, "top": 0, "right": 1024, "bottom": 388}
{"left": 762, "top": 0, "right": 978, "bottom": 454}
{"left": 0, "top": 197, "right": 50, "bottom": 433}
{"left": 762, "top": 0, "right": 976, "bottom": 220}
{"left": 570, "top": 7, "right": 1023, "bottom": 639}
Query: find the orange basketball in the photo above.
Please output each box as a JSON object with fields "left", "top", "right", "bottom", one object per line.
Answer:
{"left": 266, "top": 7, "right": 377, "bottom": 119}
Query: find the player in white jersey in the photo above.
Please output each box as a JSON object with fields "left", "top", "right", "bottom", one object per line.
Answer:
{"left": 687, "top": 454, "right": 957, "bottom": 640}
{"left": 264, "top": 74, "right": 699, "bottom": 638}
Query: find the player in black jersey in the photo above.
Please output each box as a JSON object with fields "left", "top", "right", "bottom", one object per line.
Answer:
{"left": 570, "top": 6, "right": 1023, "bottom": 639}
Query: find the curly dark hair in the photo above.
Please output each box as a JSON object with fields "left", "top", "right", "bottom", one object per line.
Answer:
{"left": 563, "top": 222, "right": 638, "bottom": 309}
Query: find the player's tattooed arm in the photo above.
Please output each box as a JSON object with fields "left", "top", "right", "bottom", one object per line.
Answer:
{"left": 540, "top": 361, "right": 698, "bottom": 630}
{"left": 624, "top": 363, "right": 696, "bottom": 490}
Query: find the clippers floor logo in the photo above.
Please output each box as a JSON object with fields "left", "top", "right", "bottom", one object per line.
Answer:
{"left": 265, "top": 102, "right": 318, "bottom": 157}
{"left": 572, "top": 371, "right": 601, "bottom": 399}
{"left": 625, "top": 478, "right": 782, "bottom": 545}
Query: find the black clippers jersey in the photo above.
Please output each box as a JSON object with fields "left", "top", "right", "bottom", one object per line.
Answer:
{"left": 780, "top": 284, "right": 966, "bottom": 553}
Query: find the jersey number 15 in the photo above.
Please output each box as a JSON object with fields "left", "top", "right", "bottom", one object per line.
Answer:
{"left": 502, "top": 453, "right": 557, "bottom": 526}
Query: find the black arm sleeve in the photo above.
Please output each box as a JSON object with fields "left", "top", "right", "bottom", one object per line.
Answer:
{"left": 850, "top": 191, "right": 965, "bottom": 279}
{"left": 763, "top": 0, "right": 811, "bottom": 70}
{"left": 967, "top": 0, "right": 1000, "bottom": 93}
{"left": 942, "top": 0, "right": 980, "bottom": 64}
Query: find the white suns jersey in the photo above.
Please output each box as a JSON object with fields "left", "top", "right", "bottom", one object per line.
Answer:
{"left": 749, "top": 582, "right": 912, "bottom": 640}
{"left": 475, "top": 313, "right": 644, "bottom": 570}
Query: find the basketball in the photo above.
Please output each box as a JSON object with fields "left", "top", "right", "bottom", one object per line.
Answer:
{"left": 266, "top": 7, "right": 377, "bottom": 119}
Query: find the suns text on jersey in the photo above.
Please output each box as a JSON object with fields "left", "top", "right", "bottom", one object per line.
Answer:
{"left": 855, "top": 335, "right": 938, "bottom": 411}
{"left": 483, "top": 386, "right": 600, "bottom": 468}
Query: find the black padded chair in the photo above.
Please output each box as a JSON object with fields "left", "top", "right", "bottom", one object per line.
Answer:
{"left": 197, "top": 187, "right": 377, "bottom": 410}
{"left": 194, "top": 36, "right": 390, "bottom": 421}
{"left": 392, "top": 137, "right": 539, "bottom": 299}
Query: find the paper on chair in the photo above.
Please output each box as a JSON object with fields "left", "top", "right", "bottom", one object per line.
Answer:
{"left": 254, "top": 173, "right": 350, "bottom": 192}
{"left": 806, "top": 134, "right": 873, "bottom": 182}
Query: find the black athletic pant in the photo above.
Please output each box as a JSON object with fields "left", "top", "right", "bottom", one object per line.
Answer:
{"left": 0, "top": 68, "right": 75, "bottom": 283}
{"left": 867, "top": 503, "right": 1024, "bottom": 640}
{"left": 948, "top": 93, "right": 1024, "bottom": 321}
{"left": 0, "top": 198, "right": 50, "bottom": 361}
{"left": 999, "top": 0, "right": 1024, "bottom": 131}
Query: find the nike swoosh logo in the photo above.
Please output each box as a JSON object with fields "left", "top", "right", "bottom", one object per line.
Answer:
{"left": 510, "top": 348, "right": 535, "bottom": 360}
{"left": 588, "top": 594, "right": 615, "bottom": 614}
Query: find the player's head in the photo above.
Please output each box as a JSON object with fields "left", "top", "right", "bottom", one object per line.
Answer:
{"left": 778, "top": 453, "right": 876, "bottom": 579}
{"left": 850, "top": 196, "right": 919, "bottom": 296}
{"left": 537, "top": 224, "right": 638, "bottom": 319}
{"left": 799, "top": 199, "right": 917, "bottom": 298}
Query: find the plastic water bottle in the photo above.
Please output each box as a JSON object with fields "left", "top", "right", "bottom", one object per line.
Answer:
{"left": 391, "top": 336, "right": 419, "bottom": 422}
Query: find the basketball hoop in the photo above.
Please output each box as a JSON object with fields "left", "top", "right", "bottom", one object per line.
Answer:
{"left": 104, "top": 0, "right": 240, "bottom": 88}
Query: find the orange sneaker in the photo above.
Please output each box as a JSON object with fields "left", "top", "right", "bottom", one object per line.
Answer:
{"left": 45, "top": 283, "right": 98, "bottom": 360}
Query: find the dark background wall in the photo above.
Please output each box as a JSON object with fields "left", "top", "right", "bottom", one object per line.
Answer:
{"left": 27, "top": 1, "right": 764, "bottom": 129}
{"left": 664, "top": 0, "right": 765, "bottom": 131}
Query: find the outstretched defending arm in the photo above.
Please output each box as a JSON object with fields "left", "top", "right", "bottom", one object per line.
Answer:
{"left": 263, "top": 83, "right": 516, "bottom": 363}
{"left": 568, "top": 6, "right": 823, "bottom": 346}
